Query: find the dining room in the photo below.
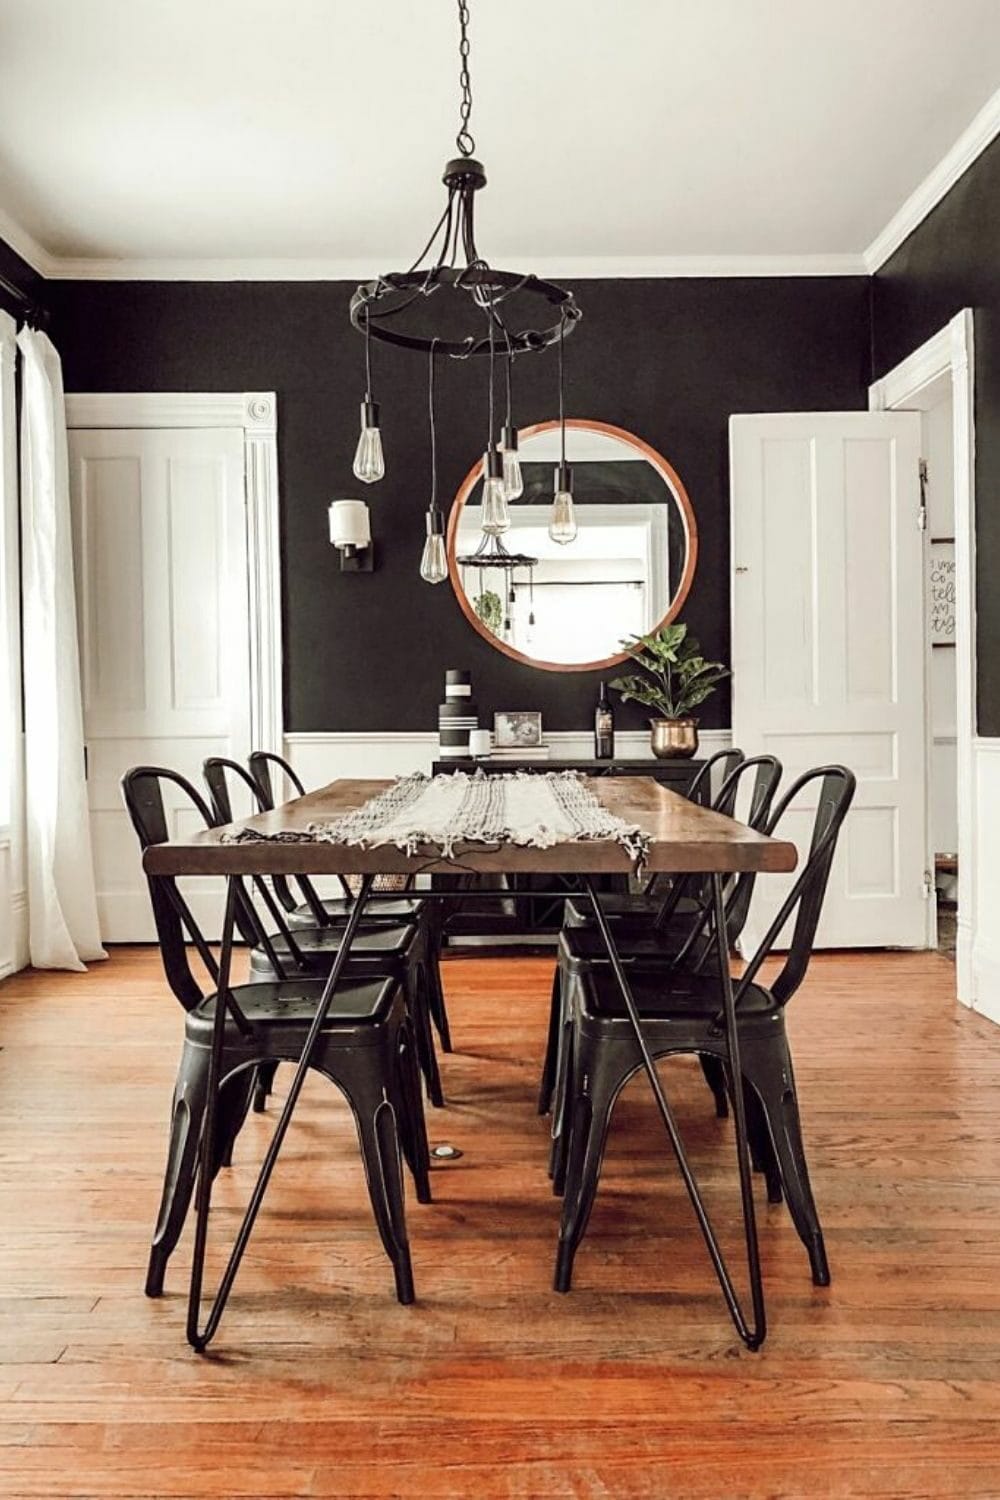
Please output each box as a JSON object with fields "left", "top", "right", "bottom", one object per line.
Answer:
{"left": 2, "top": 2, "right": 1000, "bottom": 1496}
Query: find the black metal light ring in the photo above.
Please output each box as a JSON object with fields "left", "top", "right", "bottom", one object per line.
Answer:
{"left": 349, "top": 269, "right": 581, "bottom": 358}
{"left": 456, "top": 552, "right": 539, "bottom": 569}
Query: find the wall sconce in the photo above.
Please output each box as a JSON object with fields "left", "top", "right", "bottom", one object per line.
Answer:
{"left": 328, "top": 499, "right": 374, "bottom": 572}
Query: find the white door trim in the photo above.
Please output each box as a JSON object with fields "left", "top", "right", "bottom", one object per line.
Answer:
{"left": 869, "top": 309, "right": 976, "bottom": 1004}
{"left": 64, "top": 391, "right": 282, "bottom": 756}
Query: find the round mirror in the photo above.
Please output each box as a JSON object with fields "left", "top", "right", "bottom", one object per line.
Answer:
{"left": 446, "top": 420, "right": 698, "bottom": 672}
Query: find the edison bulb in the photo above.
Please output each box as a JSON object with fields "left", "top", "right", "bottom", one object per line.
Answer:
{"left": 420, "top": 508, "right": 448, "bottom": 584}
{"left": 549, "top": 490, "right": 577, "bottom": 544}
{"left": 353, "top": 402, "right": 385, "bottom": 484}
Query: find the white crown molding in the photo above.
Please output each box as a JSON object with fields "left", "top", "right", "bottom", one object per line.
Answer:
{"left": 40, "top": 252, "right": 868, "bottom": 282}
{"left": 0, "top": 206, "right": 52, "bottom": 277}
{"left": 5, "top": 88, "right": 999, "bottom": 284}
{"left": 865, "top": 86, "right": 1000, "bottom": 273}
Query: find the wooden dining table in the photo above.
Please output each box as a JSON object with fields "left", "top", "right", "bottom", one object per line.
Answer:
{"left": 144, "top": 775, "right": 797, "bottom": 1352}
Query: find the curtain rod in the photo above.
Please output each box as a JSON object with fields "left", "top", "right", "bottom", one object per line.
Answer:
{"left": 0, "top": 267, "right": 47, "bottom": 326}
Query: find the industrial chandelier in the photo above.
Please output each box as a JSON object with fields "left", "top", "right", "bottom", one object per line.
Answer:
{"left": 347, "top": 0, "right": 583, "bottom": 582}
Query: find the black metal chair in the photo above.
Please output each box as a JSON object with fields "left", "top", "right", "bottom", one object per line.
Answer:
{"left": 552, "top": 765, "right": 856, "bottom": 1296}
{"left": 249, "top": 750, "right": 453, "bottom": 1055}
{"left": 203, "top": 756, "right": 444, "bottom": 1110}
{"left": 121, "top": 765, "right": 430, "bottom": 1306}
{"left": 540, "top": 755, "right": 783, "bottom": 1121}
{"left": 588, "top": 749, "right": 748, "bottom": 921}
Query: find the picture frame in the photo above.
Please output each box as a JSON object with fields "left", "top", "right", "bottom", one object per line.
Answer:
{"left": 928, "top": 538, "right": 956, "bottom": 647}
{"left": 493, "top": 710, "right": 544, "bottom": 749}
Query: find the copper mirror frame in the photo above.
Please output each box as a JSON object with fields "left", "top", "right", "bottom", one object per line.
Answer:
{"left": 445, "top": 419, "right": 699, "bottom": 673}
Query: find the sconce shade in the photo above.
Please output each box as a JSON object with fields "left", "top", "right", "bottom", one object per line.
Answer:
{"left": 328, "top": 499, "right": 371, "bottom": 550}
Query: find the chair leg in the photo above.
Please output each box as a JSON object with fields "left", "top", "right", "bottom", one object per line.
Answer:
{"left": 742, "top": 1077, "right": 783, "bottom": 1204}
{"left": 352, "top": 1082, "right": 416, "bottom": 1305}
{"left": 548, "top": 967, "right": 578, "bottom": 1193}
{"left": 252, "top": 1059, "right": 279, "bottom": 1113}
{"left": 553, "top": 1041, "right": 628, "bottom": 1294}
{"left": 744, "top": 1041, "right": 829, "bottom": 1285}
{"left": 215, "top": 1068, "right": 256, "bottom": 1171}
{"left": 409, "top": 963, "right": 445, "bottom": 1109}
{"left": 424, "top": 912, "right": 453, "bottom": 1053}
{"left": 537, "top": 964, "right": 562, "bottom": 1116}
{"left": 699, "top": 1053, "right": 730, "bottom": 1118}
{"left": 393, "top": 1020, "right": 432, "bottom": 1205}
{"left": 145, "top": 1040, "right": 211, "bottom": 1298}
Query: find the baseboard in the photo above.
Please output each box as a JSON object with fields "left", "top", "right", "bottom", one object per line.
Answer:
{"left": 971, "top": 939, "right": 1000, "bottom": 1026}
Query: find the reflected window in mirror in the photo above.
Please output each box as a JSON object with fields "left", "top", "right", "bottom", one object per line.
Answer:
{"left": 447, "top": 421, "right": 697, "bottom": 672}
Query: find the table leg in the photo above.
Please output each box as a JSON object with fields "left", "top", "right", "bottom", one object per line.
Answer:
{"left": 186, "top": 873, "right": 375, "bottom": 1352}
{"left": 579, "top": 874, "right": 765, "bottom": 1350}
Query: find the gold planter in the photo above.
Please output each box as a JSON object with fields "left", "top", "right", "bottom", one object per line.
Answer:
{"left": 650, "top": 717, "right": 699, "bottom": 759}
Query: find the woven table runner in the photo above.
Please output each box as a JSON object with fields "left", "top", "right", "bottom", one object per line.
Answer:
{"left": 226, "top": 770, "right": 651, "bottom": 867}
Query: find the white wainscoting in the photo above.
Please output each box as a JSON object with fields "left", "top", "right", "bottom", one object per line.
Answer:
{"left": 972, "top": 737, "right": 1000, "bottom": 1025}
{"left": 283, "top": 728, "right": 734, "bottom": 789}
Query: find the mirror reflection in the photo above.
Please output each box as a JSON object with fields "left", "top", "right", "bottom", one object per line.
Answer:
{"left": 448, "top": 421, "right": 697, "bottom": 671}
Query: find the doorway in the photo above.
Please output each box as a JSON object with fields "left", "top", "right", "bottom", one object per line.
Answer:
{"left": 64, "top": 391, "right": 282, "bottom": 941}
{"left": 869, "top": 309, "right": 976, "bottom": 1004}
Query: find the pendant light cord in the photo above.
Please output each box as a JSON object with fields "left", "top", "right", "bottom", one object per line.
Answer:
{"left": 505, "top": 344, "right": 513, "bottom": 429}
{"left": 364, "top": 312, "right": 373, "bottom": 402}
{"left": 456, "top": 0, "right": 475, "bottom": 157}
{"left": 428, "top": 338, "right": 440, "bottom": 512}
{"left": 487, "top": 296, "right": 496, "bottom": 445}
{"left": 558, "top": 311, "right": 566, "bottom": 466}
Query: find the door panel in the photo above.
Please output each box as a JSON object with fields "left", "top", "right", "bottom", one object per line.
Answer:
{"left": 730, "top": 412, "right": 927, "bottom": 950}
{"left": 69, "top": 427, "right": 252, "bottom": 941}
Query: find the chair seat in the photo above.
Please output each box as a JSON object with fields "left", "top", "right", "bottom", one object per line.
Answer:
{"left": 579, "top": 966, "right": 779, "bottom": 1028}
{"left": 559, "top": 919, "right": 714, "bottom": 970}
{"left": 249, "top": 922, "right": 417, "bottom": 980}
{"left": 563, "top": 892, "right": 702, "bottom": 928}
{"left": 186, "top": 975, "right": 400, "bottom": 1041}
{"left": 287, "top": 896, "right": 422, "bottom": 929}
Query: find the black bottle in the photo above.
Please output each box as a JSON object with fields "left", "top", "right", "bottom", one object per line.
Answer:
{"left": 594, "top": 681, "right": 614, "bottom": 760}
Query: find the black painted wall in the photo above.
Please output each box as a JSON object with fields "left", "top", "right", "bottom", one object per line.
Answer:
{"left": 48, "top": 275, "right": 869, "bottom": 733}
{"left": 872, "top": 133, "right": 1000, "bottom": 736}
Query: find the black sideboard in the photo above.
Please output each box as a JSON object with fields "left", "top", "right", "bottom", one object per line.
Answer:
{"left": 430, "top": 756, "right": 706, "bottom": 944}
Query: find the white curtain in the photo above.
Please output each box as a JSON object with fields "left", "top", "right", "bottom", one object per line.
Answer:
{"left": 17, "top": 327, "right": 105, "bottom": 971}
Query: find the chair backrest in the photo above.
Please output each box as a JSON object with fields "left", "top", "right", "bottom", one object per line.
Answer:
{"left": 248, "top": 750, "right": 306, "bottom": 809}
{"left": 120, "top": 766, "right": 223, "bottom": 1010}
{"left": 687, "top": 748, "right": 745, "bottom": 809}
{"left": 657, "top": 755, "right": 782, "bottom": 948}
{"left": 738, "top": 765, "right": 856, "bottom": 1007}
{"left": 248, "top": 750, "right": 354, "bottom": 906}
{"left": 203, "top": 755, "right": 267, "bottom": 827}
{"left": 712, "top": 754, "right": 783, "bottom": 941}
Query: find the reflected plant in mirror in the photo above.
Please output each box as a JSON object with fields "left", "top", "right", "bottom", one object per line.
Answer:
{"left": 610, "top": 623, "right": 729, "bottom": 759}
{"left": 448, "top": 421, "right": 698, "bottom": 672}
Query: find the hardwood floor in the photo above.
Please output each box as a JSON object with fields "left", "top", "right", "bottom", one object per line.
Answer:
{"left": 1, "top": 947, "right": 998, "bottom": 1497}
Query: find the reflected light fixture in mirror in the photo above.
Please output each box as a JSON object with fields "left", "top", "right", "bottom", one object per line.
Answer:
{"left": 447, "top": 420, "right": 698, "bottom": 672}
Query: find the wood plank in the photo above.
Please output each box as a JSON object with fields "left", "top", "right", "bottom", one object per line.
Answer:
{"left": 142, "top": 776, "right": 798, "bottom": 876}
{"left": 1, "top": 947, "right": 998, "bottom": 1498}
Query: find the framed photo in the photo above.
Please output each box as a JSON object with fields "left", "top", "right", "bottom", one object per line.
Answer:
{"left": 928, "top": 538, "right": 956, "bottom": 647}
{"left": 493, "top": 710, "right": 544, "bottom": 749}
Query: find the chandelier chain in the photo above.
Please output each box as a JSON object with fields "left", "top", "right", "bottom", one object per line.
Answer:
{"left": 456, "top": 0, "right": 475, "bottom": 157}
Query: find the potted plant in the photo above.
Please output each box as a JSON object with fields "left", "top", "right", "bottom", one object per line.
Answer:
{"left": 610, "top": 624, "right": 730, "bottom": 759}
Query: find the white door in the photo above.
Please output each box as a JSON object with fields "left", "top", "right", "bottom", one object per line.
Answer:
{"left": 730, "top": 412, "right": 928, "bottom": 950}
{"left": 68, "top": 427, "right": 252, "bottom": 940}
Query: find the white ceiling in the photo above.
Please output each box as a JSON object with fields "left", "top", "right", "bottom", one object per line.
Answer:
{"left": 1, "top": 0, "right": 1000, "bottom": 275}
